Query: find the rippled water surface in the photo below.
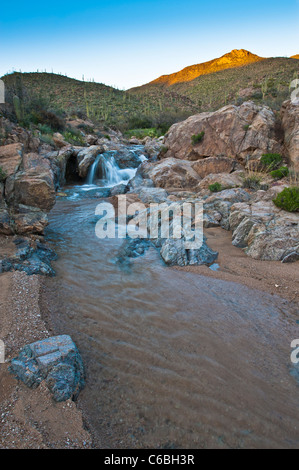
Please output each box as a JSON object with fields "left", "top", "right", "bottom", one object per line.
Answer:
{"left": 45, "top": 193, "right": 299, "bottom": 449}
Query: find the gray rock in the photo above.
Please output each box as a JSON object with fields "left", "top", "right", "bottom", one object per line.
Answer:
{"left": 160, "top": 237, "right": 218, "bottom": 267}
{"left": 9, "top": 335, "right": 85, "bottom": 401}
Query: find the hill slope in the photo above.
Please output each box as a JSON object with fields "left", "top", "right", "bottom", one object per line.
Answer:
{"left": 148, "top": 49, "right": 264, "bottom": 86}
{"left": 130, "top": 57, "right": 299, "bottom": 113}
{"left": 291, "top": 54, "right": 299, "bottom": 59}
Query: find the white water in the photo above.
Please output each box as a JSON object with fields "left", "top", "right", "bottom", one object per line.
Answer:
{"left": 86, "top": 155, "right": 101, "bottom": 185}
{"left": 86, "top": 153, "right": 138, "bottom": 188}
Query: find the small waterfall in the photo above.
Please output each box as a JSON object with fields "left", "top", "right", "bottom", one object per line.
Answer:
{"left": 87, "top": 155, "right": 101, "bottom": 185}
{"left": 86, "top": 150, "right": 145, "bottom": 187}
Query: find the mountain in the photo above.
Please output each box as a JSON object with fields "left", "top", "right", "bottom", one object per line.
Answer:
{"left": 145, "top": 49, "right": 265, "bottom": 87}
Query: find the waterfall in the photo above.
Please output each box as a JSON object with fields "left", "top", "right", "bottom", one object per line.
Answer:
{"left": 101, "top": 156, "right": 136, "bottom": 186}
{"left": 86, "top": 150, "right": 145, "bottom": 187}
{"left": 86, "top": 155, "right": 101, "bottom": 185}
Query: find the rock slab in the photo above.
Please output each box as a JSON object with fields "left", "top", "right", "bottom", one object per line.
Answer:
{"left": 9, "top": 335, "right": 85, "bottom": 402}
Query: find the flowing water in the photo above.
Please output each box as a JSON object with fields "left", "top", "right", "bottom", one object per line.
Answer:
{"left": 45, "top": 150, "right": 299, "bottom": 449}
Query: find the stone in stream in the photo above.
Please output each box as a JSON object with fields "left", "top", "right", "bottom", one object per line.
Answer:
{"left": 9, "top": 335, "right": 85, "bottom": 402}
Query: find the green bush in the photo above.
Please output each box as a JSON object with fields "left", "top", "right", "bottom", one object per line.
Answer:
{"left": 209, "top": 182, "right": 222, "bottom": 193}
{"left": 270, "top": 166, "right": 289, "bottom": 179}
{"left": 124, "top": 128, "right": 160, "bottom": 139}
{"left": 191, "top": 131, "right": 205, "bottom": 145}
{"left": 63, "top": 128, "right": 85, "bottom": 146}
{"left": 0, "top": 166, "right": 7, "bottom": 182}
{"left": 260, "top": 153, "right": 282, "bottom": 170}
{"left": 273, "top": 187, "right": 299, "bottom": 212}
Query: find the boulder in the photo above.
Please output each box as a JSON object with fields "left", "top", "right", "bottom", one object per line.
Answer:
{"left": 229, "top": 191, "right": 299, "bottom": 260}
{"left": 52, "top": 133, "right": 69, "bottom": 149}
{"left": 77, "top": 145, "right": 104, "bottom": 178}
{"left": 197, "top": 171, "right": 244, "bottom": 193}
{"left": 281, "top": 100, "right": 299, "bottom": 171}
{"left": 138, "top": 187, "right": 169, "bottom": 204}
{"left": 160, "top": 237, "right": 218, "bottom": 267}
{"left": 163, "top": 101, "right": 281, "bottom": 162}
{"left": 0, "top": 143, "right": 23, "bottom": 178}
{"left": 9, "top": 335, "right": 85, "bottom": 402}
{"left": 145, "top": 157, "right": 202, "bottom": 189}
{"left": 204, "top": 188, "right": 251, "bottom": 230}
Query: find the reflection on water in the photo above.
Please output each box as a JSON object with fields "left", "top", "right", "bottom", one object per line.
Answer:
{"left": 45, "top": 196, "right": 299, "bottom": 449}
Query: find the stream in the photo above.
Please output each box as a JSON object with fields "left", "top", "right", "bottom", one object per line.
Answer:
{"left": 44, "top": 147, "right": 299, "bottom": 449}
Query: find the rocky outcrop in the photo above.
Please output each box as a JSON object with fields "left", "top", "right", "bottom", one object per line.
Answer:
{"left": 163, "top": 101, "right": 281, "bottom": 163}
{"left": 229, "top": 188, "right": 299, "bottom": 261}
{"left": 203, "top": 188, "right": 251, "bottom": 230}
{"left": 9, "top": 335, "right": 85, "bottom": 402}
{"left": 281, "top": 100, "right": 299, "bottom": 171}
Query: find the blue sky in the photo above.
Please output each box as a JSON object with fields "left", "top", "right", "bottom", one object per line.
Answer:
{"left": 0, "top": 0, "right": 298, "bottom": 89}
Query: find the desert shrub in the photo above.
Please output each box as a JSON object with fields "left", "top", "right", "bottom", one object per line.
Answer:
{"left": 260, "top": 153, "right": 282, "bottom": 170}
{"left": 242, "top": 174, "right": 262, "bottom": 190}
{"left": 63, "top": 128, "right": 85, "bottom": 146}
{"left": 0, "top": 166, "right": 7, "bottom": 182}
{"left": 124, "top": 128, "right": 160, "bottom": 139}
{"left": 34, "top": 110, "right": 65, "bottom": 132}
{"left": 209, "top": 182, "right": 222, "bottom": 193}
{"left": 191, "top": 131, "right": 205, "bottom": 145}
{"left": 39, "top": 134, "right": 54, "bottom": 146}
{"left": 78, "top": 123, "right": 95, "bottom": 134}
{"left": 38, "top": 123, "right": 53, "bottom": 135}
{"left": 270, "top": 166, "right": 289, "bottom": 179}
{"left": 159, "top": 145, "right": 168, "bottom": 157}
{"left": 273, "top": 187, "right": 299, "bottom": 212}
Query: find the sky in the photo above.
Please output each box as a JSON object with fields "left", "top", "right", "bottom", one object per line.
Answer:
{"left": 0, "top": 0, "right": 298, "bottom": 89}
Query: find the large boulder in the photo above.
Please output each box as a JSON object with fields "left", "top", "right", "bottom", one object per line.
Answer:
{"left": 163, "top": 101, "right": 281, "bottom": 162}
{"left": 144, "top": 157, "right": 202, "bottom": 189}
{"left": 281, "top": 100, "right": 299, "bottom": 171}
{"left": 5, "top": 153, "right": 56, "bottom": 213}
{"left": 0, "top": 143, "right": 23, "bottom": 178}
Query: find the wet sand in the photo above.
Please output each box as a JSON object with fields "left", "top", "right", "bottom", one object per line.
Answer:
{"left": 177, "top": 227, "right": 299, "bottom": 304}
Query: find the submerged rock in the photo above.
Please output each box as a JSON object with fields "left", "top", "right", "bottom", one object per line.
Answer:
{"left": 9, "top": 335, "right": 85, "bottom": 402}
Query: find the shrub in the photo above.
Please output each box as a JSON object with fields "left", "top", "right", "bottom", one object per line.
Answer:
{"left": 0, "top": 166, "right": 7, "bottom": 182}
{"left": 273, "top": 187, "right": 299, "bottom": 212}
{"left": 63, "top": 128, "right": 85, "bottom": 146}
{"left": 209, "top": 182, "right": 222, "bottom": 193}
{"left": 270, "top": 166, "right": 289, "bottom": 179}
{"left": 242, "top": 174, "right": 262, "bottom": 190}
{"left": 260, "top": 153, "right": 282, "bottom": 170}
{"left": 191, "top": 131, "right": 205, "bottom": 145}
{"left": 39, "top": 134, "right": 54, "bottom": 146}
